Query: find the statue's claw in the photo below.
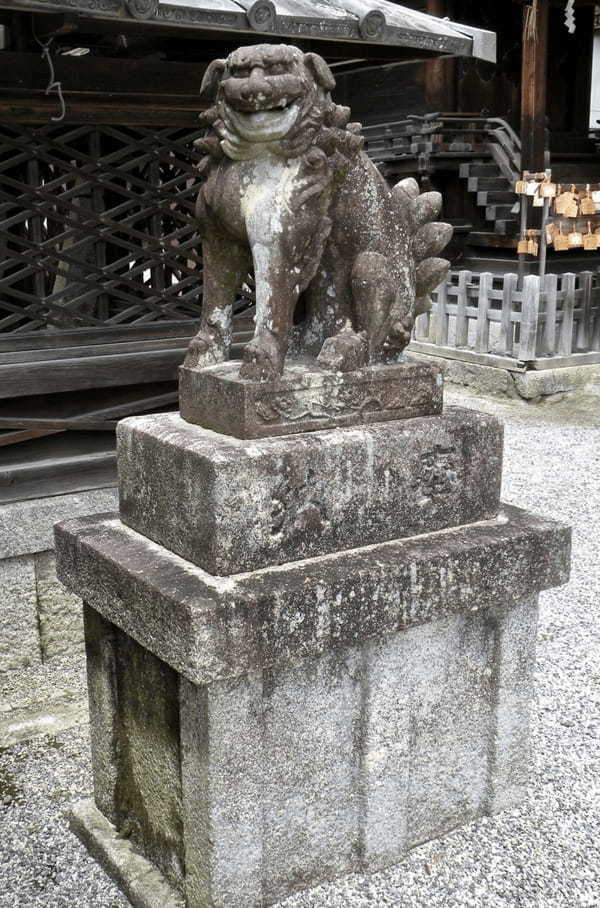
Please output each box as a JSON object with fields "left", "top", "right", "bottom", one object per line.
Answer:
{"left": 183, "top": 331, "right": 226, "bottom": 370}
{"left": 239, "top": 334, "right": 284, "bottom": 382}
{"left": 386, "top": 315, "right": 414, "bottom": 353}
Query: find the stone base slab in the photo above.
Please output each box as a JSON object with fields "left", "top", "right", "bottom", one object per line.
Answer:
{"left": 408, "top": 350, "right": 600, "bottom": 401}
{"left": 1, "top": 700, "right": 87, "bottom": 748}
{"left": 117, "top": 407, "right": 503, "bottom": 574}
{"left": 179, "top": 359, "right": 443, "bottom": 439}
{"left": 511, "top": 362, "right": 600, "bottom": 400}
{"left": 70, "top": 800, "right": 183, "bottom": 908}
{"left": 55, "top": 505, "right": 570, "bottom": 687}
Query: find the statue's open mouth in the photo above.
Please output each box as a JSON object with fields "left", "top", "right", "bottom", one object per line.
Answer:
{"left": 226, "top": 99, "right": 301, "bottom": 142}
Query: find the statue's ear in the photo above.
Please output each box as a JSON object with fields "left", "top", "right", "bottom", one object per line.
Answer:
{"left": 200, "top": 59, "right": 227, "bottom": 100}
{"left": 303, "top": 52, "right": 335, "bottom": 92}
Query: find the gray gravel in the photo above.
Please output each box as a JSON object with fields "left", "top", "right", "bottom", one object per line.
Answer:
{"left": 0, "top": 387, "right": 598, "bottom": 908}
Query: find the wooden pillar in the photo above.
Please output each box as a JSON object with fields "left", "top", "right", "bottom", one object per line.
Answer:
{"left": 520, "top": 0, "right": 549, "bottom": 172}
{"left": 424, "top": 0, "right": 456, "bottom": 112}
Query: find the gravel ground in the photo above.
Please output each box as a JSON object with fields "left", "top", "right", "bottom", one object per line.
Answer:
{"left": 0, "top": 387, "right": 598, "bottom": 908}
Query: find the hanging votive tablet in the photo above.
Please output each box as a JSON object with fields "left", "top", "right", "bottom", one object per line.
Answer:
{"left": 515, "top": 179, "right": 527, "bottom": 194}
{"left": 568, "top": 227, "right": 583, "bottom": 248}
{"left": 565, "top": 197, "right": 579, "bottom": 218}
{"left": 554, "top": 225, "right": 569, "bottom": 251}
{"left": 583, "top": 222, "right": 598, "bottom": 250}
{"left": 540, "top": 180, "right": 557, "bottom": 198}
{"left": 555, "top": 190, "right": 571, "bottom": 215}
{"left": 517, "top": 237, "right": 529, "bottom": 254}
{"left": 581, "top": 185, "right": 596, "bottom": 215}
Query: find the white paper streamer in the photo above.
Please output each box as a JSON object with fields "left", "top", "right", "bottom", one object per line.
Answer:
{"left": 564, "top": 0, "right": 575, "bottom": 34}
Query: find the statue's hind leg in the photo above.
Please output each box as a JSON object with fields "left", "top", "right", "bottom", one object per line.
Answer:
{"left": 300, "top": 254, "right": 369, "bottom": 371}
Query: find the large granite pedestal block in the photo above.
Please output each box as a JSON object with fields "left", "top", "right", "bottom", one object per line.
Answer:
{"left": 118, "top": 407, "right": 503, "bottom": 574}
{"left": 56, "top": 504, "right": 570, "bottom": 908}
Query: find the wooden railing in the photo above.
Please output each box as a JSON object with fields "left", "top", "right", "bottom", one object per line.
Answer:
{"left": 414, "top": 270, "right": 600, "bottom": 363}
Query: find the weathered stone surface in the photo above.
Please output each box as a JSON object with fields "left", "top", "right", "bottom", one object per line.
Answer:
{"left": 118, "top": 406, "right": 502, "bottom": 574}
{"left": 0, "top": 555, "right": 41, "bottom": 672}
{"left": 511, "top": 363, "right": 600, "bottom": 400}
{"left": 70, "top": 800, "right": 184, "bottom": 908}
{"left": 401, "top": 613, "right": 492, "bottom": 848}
{"left": 0, "top": 700, "right": 88, "bottom": 748}
{"left": 407, "top": 350, "right": 512, "bottom": 396}
{"left": 180, "top": 650, "right": 362, "bottom": 907}
{"left": 35, "top": 551, "right": 84, "bottom": 661}
{"left": 0, "top": 487, "right": 118, "bottom": 560}
{"left": 74, "top": 593, "right": 544, "bottom": 908}
{"left": 83, "top": 605, "right": 185, "bottom": 891}
{"left": 55, "top": 506, "right": 570, "bottom": 687}
{"left": 113, "top": 629, "right": 184, "bottom": 891}
{"left": 179, "top": 359, "right": 443, "bottom": 438}
{"left": 485, "top": 596, "right": 539, "bottom": 813}
{"left": 83, "top": 606, "right": 119, "bottom": 826}
{"left": 408, "top": 350, "right": 600, "bottom": 401}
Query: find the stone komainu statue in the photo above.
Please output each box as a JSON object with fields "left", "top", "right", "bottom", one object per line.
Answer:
{"left": 185, "top": 43, "right": 452, "bottom": 381}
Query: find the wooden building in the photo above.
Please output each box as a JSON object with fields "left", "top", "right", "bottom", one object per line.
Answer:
{"left": 0, "top": 0, "right": 493, "bottom": 499}
{"left": 343, "top": 3, "right": 600, "bottom": 378}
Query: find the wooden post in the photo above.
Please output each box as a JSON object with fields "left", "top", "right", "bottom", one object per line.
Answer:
{"left": 520, "top": 0, "right": 549, "bottom": 173}
{"left": 424, "top": 0, "right": 455, "bottom": 112}
{"left": 519, "top": 274, "right": 541, "bottom": 361}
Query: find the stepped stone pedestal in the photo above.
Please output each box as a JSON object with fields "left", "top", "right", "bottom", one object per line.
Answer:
{"left": 55, "top": 361, "right": 570, "bottom": 908}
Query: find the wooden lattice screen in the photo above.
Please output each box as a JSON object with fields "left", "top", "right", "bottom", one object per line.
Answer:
{"left": 0, "top": 123, "right": 207, "bottom": 336}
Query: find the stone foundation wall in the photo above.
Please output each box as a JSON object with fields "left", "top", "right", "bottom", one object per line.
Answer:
{"left": 0, "top": 551, "right": 83, "bottom": 672}
{"left": 0, "top": 488, "right": 118, "bottom": 677}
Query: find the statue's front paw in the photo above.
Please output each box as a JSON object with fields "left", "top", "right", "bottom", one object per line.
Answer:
{"left": 239, "top": 335, "right": 284, "bottom": 382}
{"left": 183, "top": 331, "right": 226, "bottom": 370}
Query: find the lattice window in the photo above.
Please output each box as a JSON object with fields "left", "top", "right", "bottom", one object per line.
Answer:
{"left": 0, "top": 123, "right": 207, "bottom": 334}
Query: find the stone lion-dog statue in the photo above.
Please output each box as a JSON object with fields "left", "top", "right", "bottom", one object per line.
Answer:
{"left": 185, "top": 43, "right": 452, "bottom": 381}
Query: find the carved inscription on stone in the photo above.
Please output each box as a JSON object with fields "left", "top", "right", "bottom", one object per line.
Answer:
{"left": 415, "top": 445, "right": 460, "bottom": 503}
{"left": 270, "top": 466, "right": 330, "bottom": 543}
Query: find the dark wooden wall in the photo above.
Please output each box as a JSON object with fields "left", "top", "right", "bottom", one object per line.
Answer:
{"left": 340, "top": 1, "right": 596, "bottom": 134}
{"left": 335, "top": 63, "right": 427, "bottom": 125}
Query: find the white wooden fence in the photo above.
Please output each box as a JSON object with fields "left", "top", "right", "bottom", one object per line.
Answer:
{"left": 415, "top": 270, "right": 600, "bottom": 363}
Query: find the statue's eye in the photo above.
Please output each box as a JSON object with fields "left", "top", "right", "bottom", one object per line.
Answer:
{"left": 267, "top": 63, "right": 286, "bottom": 75}
{"left": 232, "top": 67, "right": 251, "bottom": 78}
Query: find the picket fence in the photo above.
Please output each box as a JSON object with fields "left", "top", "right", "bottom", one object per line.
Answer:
{"left": 415, "top": 270, "right": 600, "bottom": 362}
